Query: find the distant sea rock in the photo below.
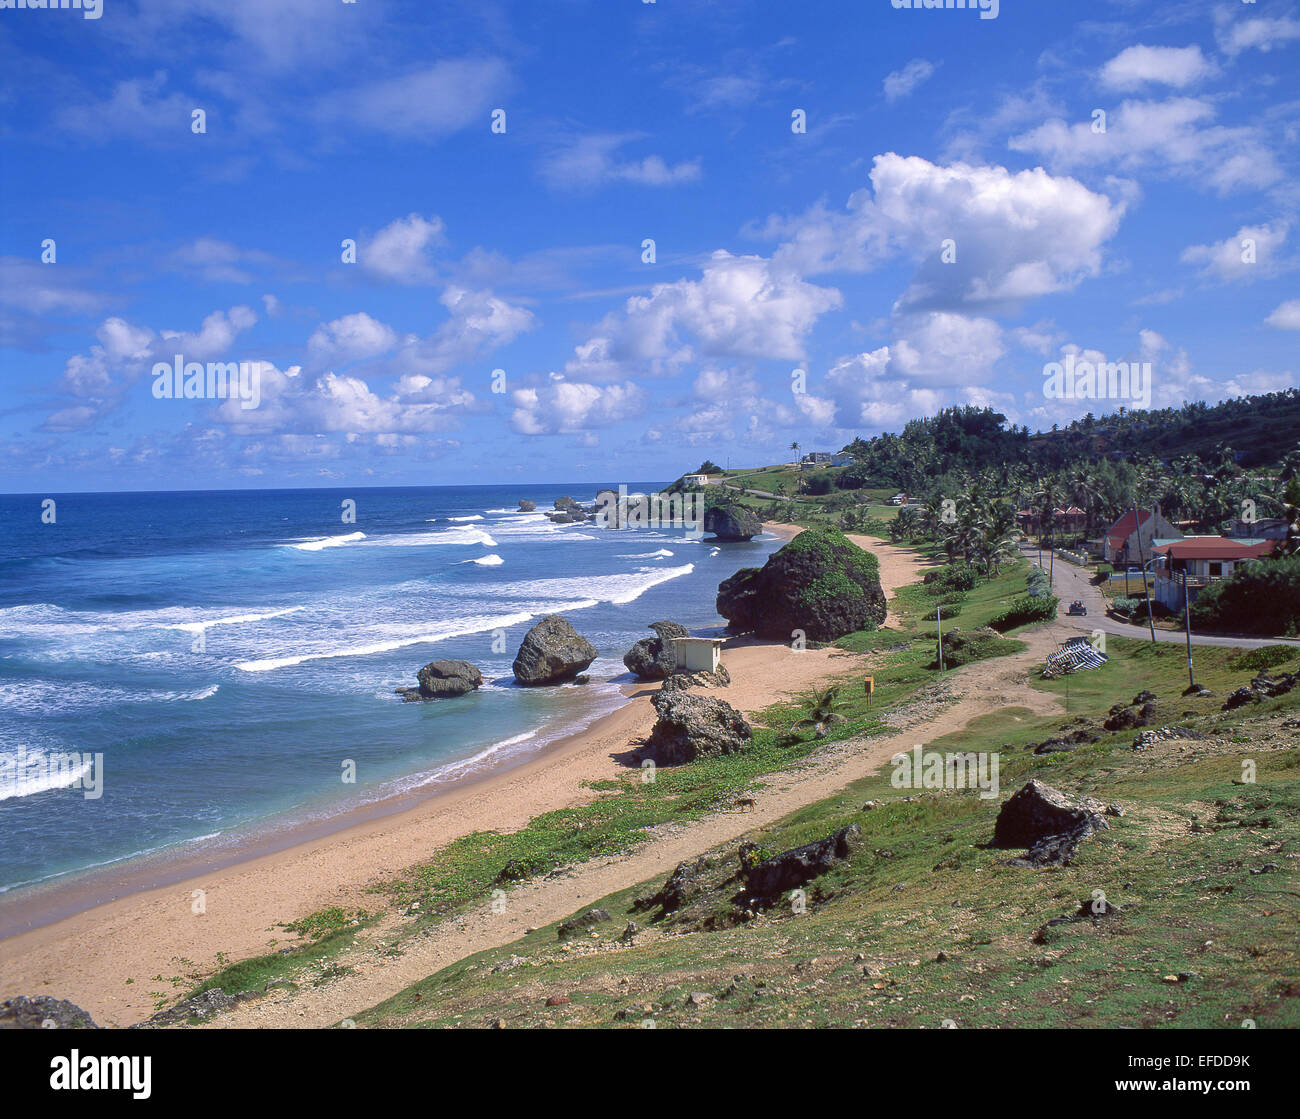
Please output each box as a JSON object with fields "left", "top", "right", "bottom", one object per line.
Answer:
{"left": 0, "top": 995, "right": 98, "bottom": 1029}
{"left": 623, "top": 620, "right": 689, "bottom": 680}
{"left": 396, "top": 659, "right": 483, "bottom": 701}
{"left": 518, "top": 499, "right": 537, "bottom": 512}
{"left": 716, "top": 527, "right": 886, "bottom": 642}
{"left": 512, "top": 615, "right": 597, "bottom": 685}
{"left": 704, "top": 504, "right": 761, "bottom": 541}
{"left": 553, "top": 496, "right": 580, "bottom": 511}
{"left": 647, "top": 690, "right": 752, "bottom": 764}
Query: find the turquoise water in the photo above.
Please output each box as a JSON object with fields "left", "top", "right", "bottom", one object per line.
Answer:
{"left": 0, "top": 484, "right": 780, "bottom": 900}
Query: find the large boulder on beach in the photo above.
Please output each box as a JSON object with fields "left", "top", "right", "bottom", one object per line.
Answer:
{"left": 512, "top": 615, "right": 598, "bottom": 685}
{"left": 401, "top": 659, "right": 483, "bottom": 701}
{"left": 992, "top": 779, "right": 1122, "bottom": 866}
{"left": 0, "top": 995, "right": 98, "bottom": 1029}
{"left": 716, "top": 527, "right": 886, "bottom": 642}
{"left": 704, "top": 504, "right": 761, "bottom": 542}
{"left": 647, "top": 690, "right": 752, "bottom": 764}
{"left": 623, "top": 620, "right": 689, "bottom": 680}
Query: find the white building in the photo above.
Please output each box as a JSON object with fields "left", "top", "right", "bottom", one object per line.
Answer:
{"left": 1150, "top": 536, "right": 1279, "bottom": 611}
{"left": 670, "top": 637, "right": 724, "bottom": 674}
{"left": 831, "top": 452, "right": 856, "bottom": 466}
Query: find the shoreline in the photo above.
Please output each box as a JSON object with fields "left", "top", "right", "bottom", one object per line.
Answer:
{"left": 0, "top": 522, "right": 830, "bottom": 1025}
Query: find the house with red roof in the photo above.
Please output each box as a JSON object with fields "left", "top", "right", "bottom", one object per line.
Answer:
{"left": 1151, "top": 536, "right": 1279, "bottom": 611}
{"left": 1101, "top": 507, "right": 1180, "bottom": 567}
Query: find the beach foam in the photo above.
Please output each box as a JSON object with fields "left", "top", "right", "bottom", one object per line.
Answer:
{"left": 234, "top": 610, "right": 536, "bottom": 672}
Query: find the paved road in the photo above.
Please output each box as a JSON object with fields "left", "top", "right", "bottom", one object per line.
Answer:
{"left": 1026, "top": 546, "right": 1299, "bottom": 650}
{"left": 716, "top": 481, "right": 794, "bottom": 501}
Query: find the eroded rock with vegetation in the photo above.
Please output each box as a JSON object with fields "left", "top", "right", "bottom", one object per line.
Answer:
{"left": 716, "top": 528, "right": 886, "bottom": 641}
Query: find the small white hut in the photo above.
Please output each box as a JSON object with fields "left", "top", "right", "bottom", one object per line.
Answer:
{"left": 670, "top": 637, "right": 724, "bottom": 674}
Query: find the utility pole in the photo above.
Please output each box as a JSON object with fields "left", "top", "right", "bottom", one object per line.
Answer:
{"left": 1132, "top": 500, "right": 1157, "bottom": 643}
{"left": 1183, "top": 575, "right": 1196, "bottom": 690}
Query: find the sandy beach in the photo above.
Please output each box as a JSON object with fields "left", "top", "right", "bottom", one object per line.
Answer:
{"left": 0, "top": 526, "right": 928, "bottom": 1028}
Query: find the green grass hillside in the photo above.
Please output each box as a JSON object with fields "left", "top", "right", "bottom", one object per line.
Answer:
{"left": 353, "top": 637, "right": 1300, "bottom": 1029}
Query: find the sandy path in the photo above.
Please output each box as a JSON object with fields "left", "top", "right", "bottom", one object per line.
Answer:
{"left": 846, "top": 532, "right": 941, "bottom": 627}
{"left": 212, "top": 619, "right": 1065, "bottom": 1029}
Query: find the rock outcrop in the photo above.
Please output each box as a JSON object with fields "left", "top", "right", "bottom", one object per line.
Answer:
{"left": 512, "top": 615, "right": 598, "bottom": 685}
{"left": 396, "top": 659, "right": 483, "bottom": 701}
{"left": 0, "top": 995, "right": 98, "bottom": 1029}
{"left": 623, "top": 620, "right": 688, "bottom": 680}
{"left": 633, "top": 856, "right": 712, "bottom": 916}
{"left": 993, "top": 779, "right": 1122, "bottom": 866}
{"left": 518, "top": 499, "right": 536, "bottom": 512}
{"left": 659, "top": 664, "right": 731, "bottom": 691}
{"left": 557, "top": 907, "right": 610, "bottom": 939}
{"left": 1222, "top": 670, "right": 1298, "bottom": 710}
{"left": 646, "top": 690, "right": 752, "bottom": 764}
{"left": 740, "top": 825, "right": 862, "bottom": 898}
{"left": 716, "top": 528, "right": 886, "bottom": 641}
{"left": 1103, "top": 697, "right": 1159, "bottom": 731}
{"left": 704, "top": 504, "right": 761, "bottom": 541}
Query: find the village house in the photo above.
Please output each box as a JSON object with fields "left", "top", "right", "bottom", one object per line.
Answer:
{"left": 1151, "top": 536, "right": 1279, "bottom": 611}
{"left": 801, "top": 451, "right": 833, "bottom": 464}
{"left": 1016, "top": 505, "right": 1087, "bottom": 536}
{"left": 1099, "top": 507, "right": 1181, "bottom": 567}
{"left": 831, "top": 451, "right": 856, "bottom": 466}
{"left": 682, "top": 473, "right": 711, "bottom": 486}
{"left": 1230, "top": 515, "right": 1290, "bottom": 540}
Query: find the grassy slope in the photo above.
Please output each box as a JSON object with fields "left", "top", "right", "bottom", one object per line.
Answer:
{"left": 355, "top": 637, "right": 1300, "bottom": 1029}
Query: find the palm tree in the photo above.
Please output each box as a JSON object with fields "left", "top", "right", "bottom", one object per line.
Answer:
{"left": 790, "top": 440, "right": 801, "bottom": 465}
{"left": 1033, "top": 477, "right": 1064, "bottom": 548}
{"left": 1067, "top": 464, "right": 1102, "bottom": 541}
{"left": 790, "top": 685, "right": 849, "bottom": 740}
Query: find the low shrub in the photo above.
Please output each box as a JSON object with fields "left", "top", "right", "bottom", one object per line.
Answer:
{"left": 930, "top": 626, "right": 1020, "bottom": 668}
{"left": 923, "top": 562, "right": 978, "bottom": 594}
{"left": 989, "top": 594, "right": 1059, "bottom": 632}
{"left": 1227, "top": 644, "right": 1300, "bottom": 673}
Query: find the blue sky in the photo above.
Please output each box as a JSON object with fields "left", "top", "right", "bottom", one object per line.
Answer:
{"left": 1, "top": 0, "right": 1298, "bottom": 491}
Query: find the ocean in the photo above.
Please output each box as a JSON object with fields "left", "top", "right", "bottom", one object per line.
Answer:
{"left": 0, "top": 484, "right": 780, "bottom": 913}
